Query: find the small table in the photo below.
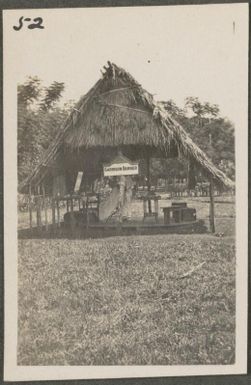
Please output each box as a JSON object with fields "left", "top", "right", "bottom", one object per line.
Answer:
{"left": 141, "top": 194, "right": 161, "bottom": 223}
{"left": 162, "top": 204, "right": 196, "bottom": 225}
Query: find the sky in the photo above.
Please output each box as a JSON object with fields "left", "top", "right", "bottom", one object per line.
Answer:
{"left": 4, "top": 3, "right": 249, "bottom": 127}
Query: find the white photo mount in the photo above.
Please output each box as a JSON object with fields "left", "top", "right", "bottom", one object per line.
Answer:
{"left": 3, "top": 3, "right": 248, "bottom": 382}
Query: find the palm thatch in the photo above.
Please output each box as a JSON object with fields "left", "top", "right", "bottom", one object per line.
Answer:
{"left": 20, "top": 61, "right": 234, "bottom": 191}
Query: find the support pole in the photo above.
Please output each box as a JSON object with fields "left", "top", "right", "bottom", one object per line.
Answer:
{"left": 86, "top": 197, "right": 89, "bottom": 228}
{"left": 209, "top": 178, "right": 215, "bottom": 233}
{"left": 42, "top": 184, "right": 48, "bottom": 231}
{"left": 36, "top": 186, "right": 42, "bottom": 229}
{"left": 154, "top": 198, "right": 159, "bottom": 223}
{"left": 29, "top": 184, "right": 32, "bottom": 229}
{"left": 36, "top": 196, "right": 42, "bottom": 228}
{"left": 70, "top": 197, "right": 75, "bottom": 231}
{"left": 118, "top": 176, "right": 126, "bottom": 223}
{"left": 70, "top": 198, "right": 74, "bottom": 212}
{"left": 97, "top": 194, "right": 100, "bottom": 221}
{"left": 143, "top": 199, "right": 147, "bottom": 222}
{"left": 52, "top": 198, "right": 56, "bottom": 228}
{"left": 56, "top": 198, "right": 60, "bottom": 227}
{"left": 146, "top": 154, "right": 151, "bottom": 213}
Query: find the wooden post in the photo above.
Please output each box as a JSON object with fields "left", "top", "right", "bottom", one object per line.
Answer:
{"left": 42, "top": 184, "right": 48, "bottom": 231}
{"left": 143, "top": 199, "right": 147, "bottom": 222}
{"left": 70, "top": 197, "right": 75, "bottom": 230}
{"left": 209, "top": 178, "right": 215, "bottom": 233}
{"left": 36, "top": 196, "right": 42, "bottom": 228}
{"left": 146, "top": 155, "right": 152, "bottom": 213}
{"left": 85, "top": 196, "right": 89, "bottom": 228}
{"left": 29, "top": 184, "right": 32, "bottom": 229}
{"left": 52, "top": 198, "right": 56, "bottom": 228}
{"left": 154, "top": 198, "right": 158, "bottom": 221}
{"left": 56, "top": 198, "right": 60, "bottom": 227}
{"left": 96, "top": 194, "right": 100, "bottom": 221}
{"left": 118, "top": 176, "right": 126, "bottom": 223}
{"left": 36, "top": 186, "right": 42, "bottom": 229}
{"left": 208, "top": 132, "right": 216, "bottom": 233}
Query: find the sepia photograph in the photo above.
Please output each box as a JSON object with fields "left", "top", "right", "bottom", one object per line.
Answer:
{"left": 3, "top": 3, "right": 248, "bottom": 381}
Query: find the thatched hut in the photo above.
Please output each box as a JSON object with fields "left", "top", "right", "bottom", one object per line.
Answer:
{"left": 20, "top": 62, "right": 234, "bottom": 232}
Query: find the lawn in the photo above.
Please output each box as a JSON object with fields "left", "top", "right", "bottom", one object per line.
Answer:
{"left": 18, "top": 233, "right": 235, "bottom": 365}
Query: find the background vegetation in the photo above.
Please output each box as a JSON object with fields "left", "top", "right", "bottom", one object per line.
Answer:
{"left": 18, "top": 77, "right": 74, "bottom": 183}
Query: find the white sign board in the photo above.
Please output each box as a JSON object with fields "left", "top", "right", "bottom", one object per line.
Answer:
{"left": 104, "top": 161, "right": 139, "bottom": 177}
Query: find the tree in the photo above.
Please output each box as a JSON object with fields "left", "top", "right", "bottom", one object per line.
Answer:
{"left": 153, "top": 98, "right": 235, "bottom": 183}
{"left": 18, "top": 77, "right": 70, "bottom": 185}
{"left": 203, "top": 102, "right": 220, "bottom": 119}
{"left": 184, "top": 97, "right": 220, "bottom": 128}
{"left": 18, "top": 76, "right": 41, "bottom": 107}
{"left": 218, "top": 159, "right": 235, "bottom": 179}
{"left": 39, "top": 81, "right": 65, "bottom": 111}
{"left": 161, "top": 99, "right": 185, "bottom": 120}
{"left": 185, "top": 97, "right": 205, "bottom": 118}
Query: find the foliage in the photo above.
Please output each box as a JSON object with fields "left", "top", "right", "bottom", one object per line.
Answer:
{"left": 151, "top": 158, "right": 188, "bottom": 180}
{"left": 18, "top": 76, "right": 42, "bottom": 107}
{"left": 39, "top": 81, "right": 65, "bottom": 111}
{"left": 159, "top": 98, "right": 235, "bottom": 181}
{"left": 218, "top": 160, "right": 235, "bottom": 179}
{"left": 18, "top": 77, "right": 73, "bottom": 184}
{"left": 185, "top": 97, "right": 220, "bottom": 120}
{"left": 161, "top": 99, "right": 186, "bottom": 121}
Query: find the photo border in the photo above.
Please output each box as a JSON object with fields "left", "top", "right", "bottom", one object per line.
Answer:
{"left": 0, "top": 0, "right": 250, "bottom": 383}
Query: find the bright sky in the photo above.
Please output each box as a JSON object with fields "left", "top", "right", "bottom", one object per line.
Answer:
{"left": 4, "top": 3, "right": 249, "bottom": 126}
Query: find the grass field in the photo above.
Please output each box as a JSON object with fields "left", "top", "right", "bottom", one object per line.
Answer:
{"left": 18, "top": 231, "right": 235, "bottom": 365}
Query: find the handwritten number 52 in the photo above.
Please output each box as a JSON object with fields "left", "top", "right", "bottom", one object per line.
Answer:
{"left": 13, "top": 16, "right": 44, "bottom": 31}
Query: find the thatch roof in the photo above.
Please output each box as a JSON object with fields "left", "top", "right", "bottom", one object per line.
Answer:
{"left": 20, "top": 61, "right": 234, "bottom": 191}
